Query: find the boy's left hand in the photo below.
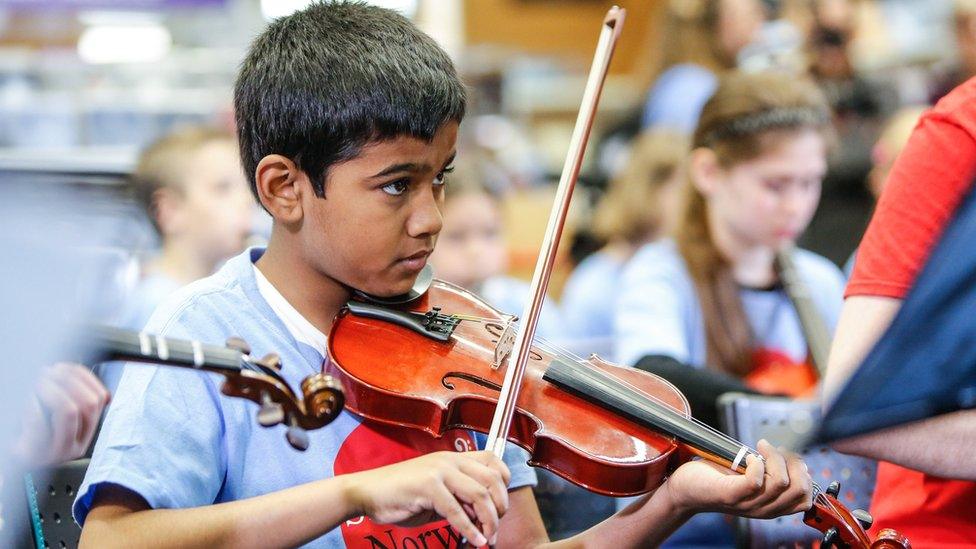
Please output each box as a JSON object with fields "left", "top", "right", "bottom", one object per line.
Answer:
{"left": 664, "top": 439, "right": 813, "bottom": 518}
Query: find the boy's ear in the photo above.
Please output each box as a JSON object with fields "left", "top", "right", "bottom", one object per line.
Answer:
{"left": 255, "top": 154, "right": 308, "bottom": 223}
{"left": 689, "top": 147, "right": 722, "bottom": 196}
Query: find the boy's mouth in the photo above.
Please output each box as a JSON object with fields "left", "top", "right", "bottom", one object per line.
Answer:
{"left": 397, "top": 249, "right": 431, "bottom": 272}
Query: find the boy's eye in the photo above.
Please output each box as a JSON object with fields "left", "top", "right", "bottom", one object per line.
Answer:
{"left": 434, "top": 165, "right": 455, "bottom": 186}
{"left": 381, "top": 179, "right": 410, "bottom": 196}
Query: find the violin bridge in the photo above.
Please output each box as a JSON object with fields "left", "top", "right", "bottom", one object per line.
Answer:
{"left": 492, "top": 318, "right": 517, "bottom": 370}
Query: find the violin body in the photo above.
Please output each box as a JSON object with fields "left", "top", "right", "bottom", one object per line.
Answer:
{"left": 327, "top": 278, "right": 910, "bottom": 548}
{"left": 328, "top": 279, "right": 690, "bottom": 496}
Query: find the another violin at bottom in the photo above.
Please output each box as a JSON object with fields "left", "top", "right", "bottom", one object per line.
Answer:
{"left": 326, "top": 280, "right": 909, "bottom": 549}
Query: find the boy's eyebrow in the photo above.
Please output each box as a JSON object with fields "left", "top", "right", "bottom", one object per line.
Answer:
{"left": 369, "top": 151, "right": 457, "bottom": 179}
{"left": 371, "top": 162, "right": 427, "bottom": 178}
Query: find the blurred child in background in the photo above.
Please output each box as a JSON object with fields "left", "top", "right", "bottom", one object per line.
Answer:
{"left": 562, "top": 130, "right": 688, "bottom": 347}
{"left": 427, "top": 164, "right": 563, "bottom": 339}
{"left": 125, "top": 126, "right": 254, "bottom": 328}
{"left": 641, "top": 0, "right": 766, "bottom": 132}
{"left": 865, "top": 107, "right": 927, "bottom": 201}
{"left": 96, "top": 126, "right": 254, "bottom": 393}
{"left": 614, "top": 71, "right": 846, "bottom": 547}
{"left": 844, "top": 105, "right": 926, "bottom": 276}
{"left": 931, "top": 0, "right": 976, "bottom": 101}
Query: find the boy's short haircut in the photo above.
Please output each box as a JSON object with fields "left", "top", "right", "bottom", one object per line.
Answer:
{"left": 132, "top": 125, "right": 235, "bottom": 234}
{"left": 235, "top": 0, "right": 467, "bottom": 200}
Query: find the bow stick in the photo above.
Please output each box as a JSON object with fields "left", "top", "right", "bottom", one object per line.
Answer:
{"left": 485, "top": 7, "right": 626, "bottom": 458}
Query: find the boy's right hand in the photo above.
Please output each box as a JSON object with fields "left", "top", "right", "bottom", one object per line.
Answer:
{"left": 343, "top": 450, "right": 511, "bottom": 547}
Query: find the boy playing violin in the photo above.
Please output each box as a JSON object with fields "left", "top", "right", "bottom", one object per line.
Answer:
{"left": 75, "top": 2, "right": 812, "bottom": 547}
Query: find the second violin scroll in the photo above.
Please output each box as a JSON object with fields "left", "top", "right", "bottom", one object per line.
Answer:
{"left": 90, "top": 325, "right": 345, "bottom": 450}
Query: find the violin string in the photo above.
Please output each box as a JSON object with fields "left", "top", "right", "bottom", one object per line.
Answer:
{"left": 454, "top": 317, "right": 844, "bottom": 529}
{"left": 458, "top": 316, "right": 829, "bottom": 498}
{"left": 533, "top": 337, "right": 831, "bottom": 502}
{"left": 531, "top": 335, "right": 832, "bottom": 507}
{"left": 456, "top": 315, "right": 752, "bottom": 456}
{"left": 530, "top": 334, "right": 755, "bottom": 457}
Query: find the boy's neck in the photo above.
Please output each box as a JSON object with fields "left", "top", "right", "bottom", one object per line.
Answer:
{"left": 254, "top": 233, "right": 352, "bottom": 336}
{"left": 149, "top": 241, "right": 216, "bottom": 285}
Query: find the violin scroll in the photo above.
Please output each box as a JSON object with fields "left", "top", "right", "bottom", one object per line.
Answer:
{"left": 302, "top": 372, "right": 347, "bottom": 428}
{"left": 872, "top": 529, "right": 912, "bottom": 549}
{"left": 803, "top": 480, "right": 910, "bottom": 549}
{"left": 220, "top": 350, "right": 344, "bottom": 451}
{"left": 92, "top": 326, "right": 345, "bottom": 452}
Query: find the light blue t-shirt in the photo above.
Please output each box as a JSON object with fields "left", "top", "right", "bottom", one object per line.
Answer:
{"left": 613, "top": 239, "right": 845, "bottom": 547}
{"left": 642, "top": 64, "right": 719, "bottom": 133}
{"left": 95, "top": 272, "right": 182, "bottom": 394}
{"left": 615, "top": 240, "right": 845, "bottom": 369}
{"left": 560, "top": 249, "right": 627, "bottom": 343}
{"left": 75, "top": 248, "right": 537, "bottom": 548}
{"left": 119, "top": 273, "right": 182, "bottom": 330}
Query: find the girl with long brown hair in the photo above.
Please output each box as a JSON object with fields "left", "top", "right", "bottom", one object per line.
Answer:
{"left": 614, "top": 71, "right": 846, "bottom": 547}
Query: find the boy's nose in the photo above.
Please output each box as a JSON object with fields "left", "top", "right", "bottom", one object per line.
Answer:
{"left": 406, "top": 190, "right": 443, "bottom": 238}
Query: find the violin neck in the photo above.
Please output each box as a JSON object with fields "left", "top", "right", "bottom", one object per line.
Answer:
{"left": 91, "top": 325, "right": 244, "bottom": 374}
{"left": 543, "top": 360, "right": 761, "bottom": 473}
{"left": 775, "top": 248, "right": 831, "bottom": 376}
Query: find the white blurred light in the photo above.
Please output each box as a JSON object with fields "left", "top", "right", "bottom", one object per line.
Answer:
{"left": 78, "top": 10, "right": 163, "bottom": 26}
{"left": 78, "top": 24, "right": 172, "bottom": 64}
{"left": 365, "top": 0, "right": 418, "bottom": 17}
{"left": 261, "top": 0, "right": 315, "bottom": 20}
{"left": 261, "top": 0, "right": 418, "bottom": 20}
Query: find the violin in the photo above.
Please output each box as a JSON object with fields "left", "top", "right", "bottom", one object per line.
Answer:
{"left": 90, "top": 325, "right": 345, "bottom": 450}
{"left": 327, "top": 279, "right": 908, "bottom": 549}
{"left": 326, "top": 7, "right": 909, "bottom": 548}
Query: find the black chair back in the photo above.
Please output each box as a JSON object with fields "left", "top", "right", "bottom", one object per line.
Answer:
{"left": 24, "top": 459, "right": 89, "bottom": 549}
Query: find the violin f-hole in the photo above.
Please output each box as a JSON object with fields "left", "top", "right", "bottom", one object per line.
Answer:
{"left": 442, "top": 372, "right": 503, "bottom": 393}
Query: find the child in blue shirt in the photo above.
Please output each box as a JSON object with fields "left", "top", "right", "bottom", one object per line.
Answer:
{"left": 76, "top": 3, "right": 814, "bottom": 548}
{"left": 96, "top": 127, "right": 255, "bottom": 394}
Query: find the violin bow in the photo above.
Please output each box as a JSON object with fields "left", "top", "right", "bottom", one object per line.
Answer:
{"left": 484, "top": 7, "right": 626, "bottom": 458}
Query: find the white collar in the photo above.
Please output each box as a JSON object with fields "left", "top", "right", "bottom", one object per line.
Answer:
{"left": 252, "top": 264, "right": 329, "bottom": 356}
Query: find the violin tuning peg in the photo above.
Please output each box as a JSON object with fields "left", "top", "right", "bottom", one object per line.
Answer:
{"left": 225, "top": 337, "right": 252, "bottom": 355}
{"left": 258, "top": 402, "right": 286, "bottom": 427}
{"left": 821, "top": 527, "right": 838, "bottom": 549}
{"left": 852, "top": 509, "right": 873, "bottom": 530}
{"left": 286, "top": 423, "right": 310, "bottom": 451}
{"left": 826, "top": 481, "right": 840, "bottom": 498}
{"left": 257, "top": 392, "right": 285, "bottom": 427}
{"left": 259, "top": 353, "right": 282, "bottom": 371}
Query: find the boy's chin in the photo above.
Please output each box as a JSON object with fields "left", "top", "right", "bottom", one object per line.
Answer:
{"left": 359, "top": 274, "right": 419, "bottom": 299}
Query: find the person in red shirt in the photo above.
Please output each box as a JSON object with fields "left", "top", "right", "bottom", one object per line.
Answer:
{"left": 825, "top": 76, "right": 976, "bottom": 546}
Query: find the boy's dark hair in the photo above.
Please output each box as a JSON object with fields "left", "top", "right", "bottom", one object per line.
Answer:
{"left": 235, "top": 0, "right": 466, "bottom": 200}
